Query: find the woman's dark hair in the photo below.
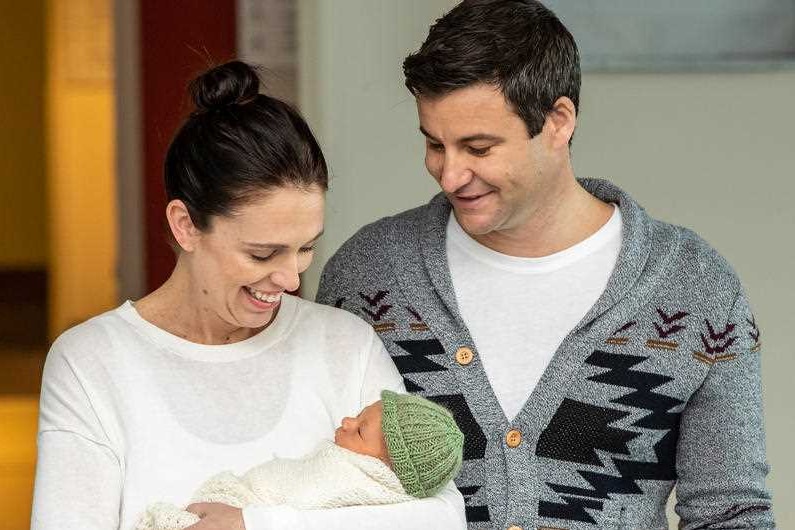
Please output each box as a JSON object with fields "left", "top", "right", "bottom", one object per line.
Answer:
{"left": 403, "top": 0, "right": 580, "bottom": 140}
{"left": 165, "top": 60, "right": 328, "bottom": 231}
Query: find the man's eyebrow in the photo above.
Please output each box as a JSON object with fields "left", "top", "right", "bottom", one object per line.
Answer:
{"left": 459, "top": 133, "right": 505, "bottom": 144}
{"left": 419, "top": 126, "right": 437, "bottom": 141}
{"left": 243, "top": 230, "right": 324, "bottom": 249}
{"left": 419, "top": 127, "right": 504, "bottom": 145}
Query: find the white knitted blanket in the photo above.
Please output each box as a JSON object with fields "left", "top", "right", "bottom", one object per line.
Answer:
{"left": 134, "top": 441, "right": 412, "bottom": 530}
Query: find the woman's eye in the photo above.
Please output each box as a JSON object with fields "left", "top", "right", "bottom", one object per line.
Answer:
{"left": 251, "top": 246, "right": 313, "bottom": 262}
{"left": 250, "top": 252, "right": 276, "bottom": 262}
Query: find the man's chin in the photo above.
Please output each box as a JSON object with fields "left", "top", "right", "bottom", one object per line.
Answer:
{"left": 454, "top": 211, "right": 498, "bottom": 237}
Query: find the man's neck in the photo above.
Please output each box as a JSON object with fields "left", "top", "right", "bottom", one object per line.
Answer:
{"left": 470, "top": 180, "right": 614, "bottom": 258}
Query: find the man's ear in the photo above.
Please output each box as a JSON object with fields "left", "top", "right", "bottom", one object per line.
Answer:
{"left": 543, "top": 96, "right": 577, "bottom": 149}
{"left": 165, "top": 199, "right": 200, "bottom": 252}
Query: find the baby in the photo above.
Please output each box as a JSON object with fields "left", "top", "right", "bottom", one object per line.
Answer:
{"left": 135, "top": 390, "right": 464, "bottom": 530}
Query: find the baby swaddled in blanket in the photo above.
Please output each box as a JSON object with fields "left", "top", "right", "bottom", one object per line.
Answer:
{"left": 135, "top": 391, "right": 464, "bottom": 530}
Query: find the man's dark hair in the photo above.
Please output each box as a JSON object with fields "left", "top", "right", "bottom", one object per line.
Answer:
{"left": 403, "top": 0, "right": 580, "bottom": 139}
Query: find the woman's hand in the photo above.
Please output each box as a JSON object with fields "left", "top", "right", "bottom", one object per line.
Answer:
{"left": 185, "top": 502, "right": 245, "bottom": 530}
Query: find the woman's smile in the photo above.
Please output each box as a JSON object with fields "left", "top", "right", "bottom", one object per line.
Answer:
{"left": 242, "top": 285, "right": 283, "bottom": 311}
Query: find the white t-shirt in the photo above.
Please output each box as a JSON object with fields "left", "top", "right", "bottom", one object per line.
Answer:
{"left": 447, "top": 206, "right": 622, "bottom": 420}
{"left": 31, "top": 294, "right": 465, "bottom": 530}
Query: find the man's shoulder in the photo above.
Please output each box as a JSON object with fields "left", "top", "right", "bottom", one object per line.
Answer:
{"left": 349, "top": 200, "right": 436, "bottom": 247}
{"left": 317, "top": 198, "right": 443, "bottom": 297}
{"left": 672, "top": 221, "right": 737, "bottom": 273}
{"left": 651, "top": 217, "right": 743, "bottom": 295}
{"left": 331, "top": 198, "right": 441, "bottom": 263}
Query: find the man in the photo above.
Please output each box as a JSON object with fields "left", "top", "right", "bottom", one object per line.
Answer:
{"left": 317, "top": 1, "right": 774, "bottom": 528}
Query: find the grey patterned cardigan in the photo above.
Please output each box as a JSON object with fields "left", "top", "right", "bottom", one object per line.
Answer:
{"left": 316, "top": 178, "right": 774, "bottom": 529}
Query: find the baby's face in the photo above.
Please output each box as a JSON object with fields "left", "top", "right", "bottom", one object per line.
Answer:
{"left": 334, "top": 401, "right": 389, "bottom": 465}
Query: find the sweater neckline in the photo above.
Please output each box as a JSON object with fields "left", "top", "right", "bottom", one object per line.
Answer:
{"left": 116, "top": 294, "right": 299, "bottom": 362}
{"left": 446, "top": 204, "right": 621, "bottom": 274}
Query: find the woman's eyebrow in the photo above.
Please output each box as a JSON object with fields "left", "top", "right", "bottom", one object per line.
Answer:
{"left": 243, "top": 242, "right": 288, "bottom": 250}
{"left": 243, "top": 230, "right": 325, "bottom": 249}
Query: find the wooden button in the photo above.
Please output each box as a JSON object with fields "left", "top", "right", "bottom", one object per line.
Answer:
{"left": 506, "top": 429, "right": 522, "bottom": 448}
{"left": 455, "top": 346, "right": 474, "bottom": 366}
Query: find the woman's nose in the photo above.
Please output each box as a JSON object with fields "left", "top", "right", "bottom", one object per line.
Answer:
{"left": 271, "top": 256, "right": 301, "bottom": 292}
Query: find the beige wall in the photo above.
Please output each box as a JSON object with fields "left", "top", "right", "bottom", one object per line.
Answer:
{"left": 0, "top": 0, "right": 47, "bottom": 268}
{"left": 299, "top": 2, "right": 794, "bottom": 527}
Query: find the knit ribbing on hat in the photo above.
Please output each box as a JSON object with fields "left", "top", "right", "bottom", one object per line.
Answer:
{"left": 380, "top": 390, "right": 464, "bottom": 498}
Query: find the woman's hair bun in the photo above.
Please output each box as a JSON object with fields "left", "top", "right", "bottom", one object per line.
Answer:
{"left": 189, "top": 61, "right": 261, "bottom": 112}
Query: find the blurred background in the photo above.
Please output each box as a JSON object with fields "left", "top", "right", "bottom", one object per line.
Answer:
{"left": 0, "top": 1, "right": 792, "bottom": 528}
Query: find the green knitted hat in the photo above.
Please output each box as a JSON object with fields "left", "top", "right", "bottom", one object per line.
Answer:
{"left": 380, "top": 390, "right": 464, "bottom": 498}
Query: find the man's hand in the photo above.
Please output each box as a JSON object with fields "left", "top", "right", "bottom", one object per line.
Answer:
{"left": 185, "top": 502, "right": 245, "bottom": 530}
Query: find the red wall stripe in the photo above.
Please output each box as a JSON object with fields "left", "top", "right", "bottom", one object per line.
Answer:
{"left": 139, "top": 1, "right": 237, "bottom": 292}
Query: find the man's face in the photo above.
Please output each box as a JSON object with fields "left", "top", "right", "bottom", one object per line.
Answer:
{"left": 417, "top": 83, "right": 557, "bottom": 240}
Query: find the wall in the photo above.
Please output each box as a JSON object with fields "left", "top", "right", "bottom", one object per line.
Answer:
{"left": 113, "top": 0, "right": 145, "bottom": 302}
{"left": 298, "top": 1, "right": 794, "bottom": 527}
{"left": 0, "top": 0, "right": 47, "bottom": 268}
{"left": 298, "top": 0, "right": 449, "bottom": 297}
{"left": 46, "top": 0, "right": 118, "bottom": 338}
{"left": 139, "top": 0, "right": 237, "bottom": 292}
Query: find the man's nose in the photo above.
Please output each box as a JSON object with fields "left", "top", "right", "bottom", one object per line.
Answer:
{"left": 439, "top": 153, "right": 473, "bottom": 194}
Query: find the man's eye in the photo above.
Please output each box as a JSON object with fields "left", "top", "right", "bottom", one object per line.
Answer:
{"left": 299, "top": 245, "right": 316, "bottom": 254}
{"left": 467, "top": 146, "right": 491, "bottom": 156}
{"left": 427, "top": 142, "right": 444, "bottom": 152}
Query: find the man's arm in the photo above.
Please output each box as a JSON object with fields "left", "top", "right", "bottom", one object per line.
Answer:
{"left": 675, "top": 288, "right": 775, "bottom": 528}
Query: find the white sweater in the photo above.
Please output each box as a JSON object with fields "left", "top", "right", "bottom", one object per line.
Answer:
{"left": 135, "top": 441, "right": 413, "bottom": 530}
{"left": 31, "top": 294, "right": 465, "bottom": 530}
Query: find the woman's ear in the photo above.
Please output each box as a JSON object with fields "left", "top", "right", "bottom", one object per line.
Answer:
{"left": 543, "top": 96, "right": 577, "bottom": 149}
{"left": 166, "top": 200, "right": 200, "bottom": 252}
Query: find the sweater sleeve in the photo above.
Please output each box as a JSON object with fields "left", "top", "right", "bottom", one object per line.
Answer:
{"left": 30, "top": 338, "right": 123, "bottom": 530}
{"left": 674, "top": 288, "right": 775, "bottom": 529}
{"left": 241, "top": 324, "right": 467, "bottom": 530}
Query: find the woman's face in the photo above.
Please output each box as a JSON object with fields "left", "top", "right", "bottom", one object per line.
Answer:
{"left": 187, "top": 184, "right": 325, "bottom": 331}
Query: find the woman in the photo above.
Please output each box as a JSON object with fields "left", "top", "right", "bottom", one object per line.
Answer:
{"left": 31, "top": 61, "right": 465, "bottom": 530}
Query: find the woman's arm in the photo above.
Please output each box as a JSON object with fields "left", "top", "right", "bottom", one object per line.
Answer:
{"left": 30, "top": 341, "right": 122, "bottom": 530}
{"left": 187, "top": 324, "right": 468, "bottom": 530}
{"left": 240, "top": 328, "right": 467, "bottom": 529}
{"left": 241, "top": 479, "right": 466, "bottom": 530}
